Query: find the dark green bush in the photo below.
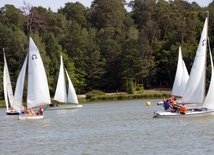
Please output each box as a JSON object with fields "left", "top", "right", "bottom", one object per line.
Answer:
{"left": 86, "top": 90, "right": 105, "bottom": 100}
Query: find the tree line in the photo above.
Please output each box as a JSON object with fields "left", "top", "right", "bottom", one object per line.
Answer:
{"left": 0, "top": 0, "right": 214, "bottom": 99}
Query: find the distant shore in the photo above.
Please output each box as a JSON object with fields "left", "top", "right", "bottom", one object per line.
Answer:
{"left": 77, "top": 88, "right": 171, "bottom": 103}
{"left": 0, "top": 88, "right": 171, "bottom": 108}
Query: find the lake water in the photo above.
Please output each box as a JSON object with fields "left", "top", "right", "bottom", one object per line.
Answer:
{"left": 1, "top": 99, "right": 214, "bottom": 155}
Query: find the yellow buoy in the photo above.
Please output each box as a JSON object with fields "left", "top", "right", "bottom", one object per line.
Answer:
{"left": 146, "top": 101, "right": 151, "bottom": 106}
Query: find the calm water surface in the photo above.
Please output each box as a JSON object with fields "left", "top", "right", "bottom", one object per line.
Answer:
{"left": 1, "top": 99, "right": 214, "bottom": 155}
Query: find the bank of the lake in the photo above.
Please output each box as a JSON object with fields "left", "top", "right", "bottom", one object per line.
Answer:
{"left": 0, "top": 89, "right": 170, "bottom": 108}
{"left": 84, "top": 89, "right": 170, "bottom": 102}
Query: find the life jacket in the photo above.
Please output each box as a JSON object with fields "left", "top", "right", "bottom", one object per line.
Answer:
{"left": 180, "top": 105, "right": 187, "bottom": 113}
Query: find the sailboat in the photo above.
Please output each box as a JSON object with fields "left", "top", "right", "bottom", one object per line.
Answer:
{"left": 48, "top": 55, "right": 82, "bottom": 110}
{"left": 154, "top": 12, "right": 214, "bottom": 118}
{"left": 157, "top": 46, "right": 189, "bottom": 105}
{"left": 13, "top": 37, "right": 51, "bottom": 120}
{"left": 3, "top": 49, "right": 19, "bottom": 115}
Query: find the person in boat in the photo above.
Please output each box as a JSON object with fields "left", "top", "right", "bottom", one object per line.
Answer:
{"left": 179, "top": 104, "right": 187, "bottom": 114}
{"left": 25, "top": 109, "right": 31, "bottom": 114}
{"left": 169, "top": 95, "right": 175, "bottom": 101}
{"left": 162, "top": 97, "right": 170, "bottom": 111}
{"left": 10, "top": 107, "right": 16, "bottom": 113}
{"left": 30, "top": 109, "right": 35, "bottom": 115}
{"left": 37, "top": 107, "right": 43, "bottom": 115}
{"left": 25, "top": 108, "right": 35, "bottom": 115}
{"left": 169, "top": 97, "right": 179, "bottom": 112}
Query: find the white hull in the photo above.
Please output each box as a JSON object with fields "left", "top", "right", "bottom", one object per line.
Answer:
{"left": 157, "top": 101, "right": 164, "bottom": 105}
{"left": 18, "top": 114, "right": 44, "bottom": 120}
{"left": 47, "top": 104, "right": 82, "bottom": 110}
{"left": 153, "top": 108, "right": 214, "bottom": 118}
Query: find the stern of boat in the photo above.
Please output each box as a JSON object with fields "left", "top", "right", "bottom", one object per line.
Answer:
{"left": 6, "top": 110, "right": 19, "bottom": 115}
{"left": 18, "top": 114, "right": 44, "bottom": 120}
{"left": 76, "top": 104, "right": 83, "bottom": 108}
{"left": 153, "top": 111, "right": 159, "bottom": 118}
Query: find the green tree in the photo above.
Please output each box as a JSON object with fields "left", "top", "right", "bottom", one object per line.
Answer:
{"left": 60, "top": 21, "right": 88, "bottom": 92}
{"left": 91, "top": 0, "right": 126, "bottom": 29}
{"left": 41, "top": 32, "right": 63, "bottom": 95}
{"left": 59, "top": 2, "right": 87, "bottom": 27}
{"left": 0, "top": 4, "right": 25, "bottom": 30}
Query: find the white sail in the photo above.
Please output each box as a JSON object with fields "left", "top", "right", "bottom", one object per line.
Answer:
{"left": 181, "top": 17, "right": 208, "bottom": 105}
{"left": 27, "top": 37, "right": 51, "bottom": 108}
{"left": 13, "top": 37, "right": 51, "bottom": 113}
{"left": 65, "top": 69, "right": 79, "bottom": 104}
{"left": 203, "top": 41, "right": 214, "bottom": 108}
{"left": 3, "top": 50, "right": 14, "bottom": 111}
{"left": 54, "top": 55, "right": 67, "bottom": 103}
{"left": 13, "top": 55, "right": 28, "bottom": 113}
{"left": 171, "top": 46, "right": 189, "bottom": 97}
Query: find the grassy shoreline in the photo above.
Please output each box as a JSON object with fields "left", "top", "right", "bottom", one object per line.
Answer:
{"left": 0, "top": 89, "right": 171, "bottom": 108}
{"left": 83, "top": 89, "right": 170, "bottom": 102}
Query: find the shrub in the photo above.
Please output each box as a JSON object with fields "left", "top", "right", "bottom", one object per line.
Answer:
{"left": 86, "top": 90, "right": 105, "bottom": 100}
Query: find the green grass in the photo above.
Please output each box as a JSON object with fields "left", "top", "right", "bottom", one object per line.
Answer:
{"left": 85, "top": 91, "right": 171, "bottom": 102}
{"left": 0, "top": 100, "right": 5, "bottom": 108}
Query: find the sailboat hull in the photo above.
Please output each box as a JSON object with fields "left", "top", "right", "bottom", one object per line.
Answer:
{"left": 153, "top": 108, "right": 214, "bottom": 118}
{"left": 157, "top": 101, "right": 164, "bottom": 105}
{"left": 18, "top": 114, "right": 44, "bottom": 120}
{"left": 6, "top": 110, "right": 19, "bottom": 115}
{"left": 47, "top": 104, "right": 82, "bottom": 110}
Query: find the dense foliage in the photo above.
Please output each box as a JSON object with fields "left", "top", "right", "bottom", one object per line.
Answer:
{"left": 0, "top": 0, "right": 214, "bottom": 99}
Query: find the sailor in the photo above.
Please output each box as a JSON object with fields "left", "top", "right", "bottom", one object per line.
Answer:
{"left": 37, "top": 107, "right": 43, "bottom": 115}
{"left": 180, "top": 104, "right": 187, "bottom": 114}
{"left": 25, "top": 108, "right": 35, "bottom": 115}
{"left": 163, "top": 97, "right": 170, "bottom": 111}
{"left": 30, "top": 109, "right": 35, "bottom": 115}
{"left": 25, "top": 109, "right": 31, "bottom": 114}
{"left": 10, "top": 108, "right": 15, "bottom": 113}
